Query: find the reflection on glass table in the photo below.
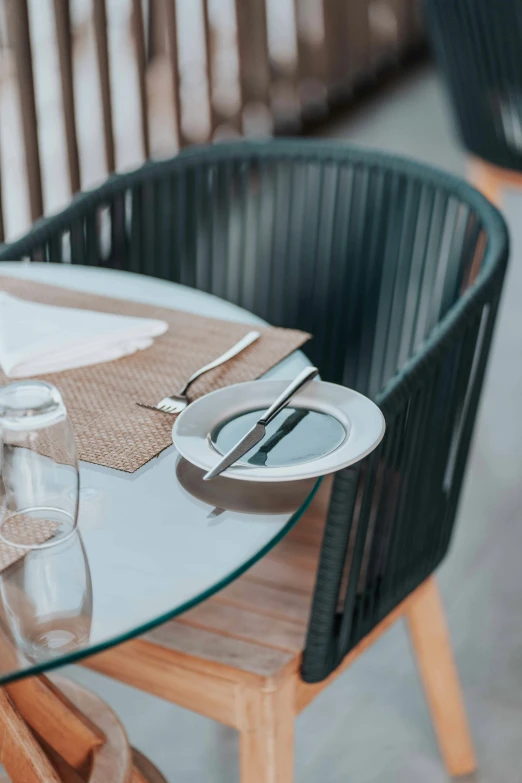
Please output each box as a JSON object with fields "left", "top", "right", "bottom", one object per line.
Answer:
{"left": 1, "top": 532, "right": 92, "bottom": 663}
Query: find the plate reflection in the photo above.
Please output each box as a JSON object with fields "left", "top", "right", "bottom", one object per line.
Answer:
{"left": 176, "top": 456, "right": 317, "bottom": 515}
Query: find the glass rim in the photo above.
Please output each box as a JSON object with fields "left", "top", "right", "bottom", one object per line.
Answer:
{"left": 0, "top": 381, "right": 68, "bottom": 432}
{"left": 0, "top": 380, "right": 62, "bottom": 419}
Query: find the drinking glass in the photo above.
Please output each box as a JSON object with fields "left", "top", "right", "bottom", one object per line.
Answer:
{"left": 0, "top": 381, "right": 79, "bottom": 549}
{"left": 0, "top": 530, "right": 92, "bottom": 663}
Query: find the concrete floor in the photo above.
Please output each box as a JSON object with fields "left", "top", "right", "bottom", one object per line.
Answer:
{"left": 65, "top": 63, "right": 522, "bottom": 782}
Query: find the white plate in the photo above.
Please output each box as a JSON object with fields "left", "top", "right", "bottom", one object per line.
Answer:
{"left": 172, "top": 380, "right": 385, "bottom": 482}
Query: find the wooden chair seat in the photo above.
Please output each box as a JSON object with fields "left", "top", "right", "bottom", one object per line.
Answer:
{"left": 136, "top": 477, "right": 332, "bottom": 691}
{"left": 167, "top": 481, "right": 329, "bottom": 666}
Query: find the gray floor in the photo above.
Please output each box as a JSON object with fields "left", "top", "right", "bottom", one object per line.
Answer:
{"left": 66, "top": 63, "right": 522, "bottom": 782}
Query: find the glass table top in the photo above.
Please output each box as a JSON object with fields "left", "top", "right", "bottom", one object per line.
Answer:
{"left": 0, "top": 263, "right": 318, "bottom": 685}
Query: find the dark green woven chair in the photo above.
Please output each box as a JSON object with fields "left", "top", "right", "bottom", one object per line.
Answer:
{"left": 0, "top": 142, "right": 508, "bottom": 778}
{"left": 424, "top": 0, "right": 522, "bottom": 202}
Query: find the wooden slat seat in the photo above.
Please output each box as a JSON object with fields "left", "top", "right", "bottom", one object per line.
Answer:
{"left": 171, "top": 483, "right": 328, "bottom": 658}
{"left": 86, "top": 481, "right": 331, "bottom": 699}
{"left": 156, "top": 476, "right": 331, "bottom": 667}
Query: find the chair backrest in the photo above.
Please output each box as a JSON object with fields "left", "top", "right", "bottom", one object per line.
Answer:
{"left": 424, "top": 0, "right": 522, "bottom": 171}
{"left": 0, "top": 141, "right": 509, "bottom": 681}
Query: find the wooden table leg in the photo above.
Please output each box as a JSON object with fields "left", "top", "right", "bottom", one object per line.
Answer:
{"left": 5, "top": 675, "right": 104, "bottom": 774}
{"left": 0, "top": 688, "right": 60, "bottom": 782}
{"left": 131, "top": 749, "right": 169, "bottom": 783}
{"left": 0, "top": 674, "right": 168, "bottom": 783}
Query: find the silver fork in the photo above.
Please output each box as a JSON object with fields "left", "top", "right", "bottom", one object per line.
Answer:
{"left": 138, "top": 330, "right": 261, "bottom": 414}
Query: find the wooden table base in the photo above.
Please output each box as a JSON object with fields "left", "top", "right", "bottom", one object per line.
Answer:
{"left": 0, "top": 673, "right": 167, "bottom": 783}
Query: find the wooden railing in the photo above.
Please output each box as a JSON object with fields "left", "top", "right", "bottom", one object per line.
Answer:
{"left": 0, "top": 0, "right": 424, "bottom": 240}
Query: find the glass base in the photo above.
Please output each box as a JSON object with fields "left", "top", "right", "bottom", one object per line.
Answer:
{"left": 17, "top": 620, "right": 91, "bottom": 664}
{"left": 0, "top": 507, "right": 77, "bottom": 549}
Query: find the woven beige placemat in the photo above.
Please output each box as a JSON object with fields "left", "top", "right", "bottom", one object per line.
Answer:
{"left": 0, "top": 277, "right": 310, "bottom": 473}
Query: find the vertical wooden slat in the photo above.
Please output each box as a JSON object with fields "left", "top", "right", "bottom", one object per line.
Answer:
{"left": 0, "top": 147, "right": 5, "bottom": 242}
{"left": 6, "top": 0, "right": 44, "bottom": 221}
{"left": 369, "top": 0, "right": 410, "bottom": 65}
{"left": 322, "top": 0, "right": 371, "bottom": 95}
{"left": 391, "top": 0, "right": 412, "bottom": 49}
{"left": 234, "top": 0, "right": 271, "bottom": 114}
{"left": 0, "top": 2, "right": 8, "bottom": 49}
{"left": 147, "top": 0, "right": 165, "bottom": 60}
{"left": 348, "top": 0, "right": 372, "bottom": 80}
{"left": 92, "top": 0, "right": 116, "bottom": 172}
{"left": 202, "top": 0, "right": 216, "bottom": 139}
{"left": 163, "top": 0, "right": 184, "bottom": 148}
{"left": 293, "top": 0, "right": 327, "bottom": 90}
{"left": 132, "top": 0, "right": 150, "bottom": 159}
{"left": 409, "top": 0, "right": 424, "bottom": 45}
{"left": 400, "top": 0, "right": 423, "bottom": 48}
{"left": 322, "top": 0, "right": 351, "bottom": 94}
{"left": 53, "top": 0, "right": 81, "bottom": 194}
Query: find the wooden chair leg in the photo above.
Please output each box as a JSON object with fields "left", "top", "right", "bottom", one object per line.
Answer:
{"left": 405, "top": 577, "right": 476, "bottom": 778}
{"left": 237, "top": 676, "right": 296, "bottom": 783}
{"left": 468, "top": 158, "right": 503, "bottom": 207}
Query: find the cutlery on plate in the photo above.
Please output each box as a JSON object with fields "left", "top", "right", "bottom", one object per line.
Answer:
{"left": 247, "top": 407, "right": 310, "bottom": 467}
{"left": 203, "top": 366, "right": 319, "bottom": 480}
{"left": 138, "top": 330, "right": 261, "bottom": 414}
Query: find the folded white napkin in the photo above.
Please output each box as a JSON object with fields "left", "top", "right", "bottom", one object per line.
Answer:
{"left": 0, "top": 292, "right": 168, "bottom": 378}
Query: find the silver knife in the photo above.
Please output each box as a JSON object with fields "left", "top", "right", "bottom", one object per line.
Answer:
{"left": 203, "top": 366, "right": 319, "bottom": 481}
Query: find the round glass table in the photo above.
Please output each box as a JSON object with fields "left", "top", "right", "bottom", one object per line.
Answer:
{"left": 0, "top": 263, "right": 318, "bottom": 687}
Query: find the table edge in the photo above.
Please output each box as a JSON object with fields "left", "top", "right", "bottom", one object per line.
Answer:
{"left": 0, "top": 477, "right": 322, "bottom": 686}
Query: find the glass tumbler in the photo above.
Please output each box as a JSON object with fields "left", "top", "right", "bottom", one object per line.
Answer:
{"left": 0, "top": 381, "right": 79, "bottom": 549}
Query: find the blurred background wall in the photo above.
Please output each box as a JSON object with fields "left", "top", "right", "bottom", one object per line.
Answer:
{"left": 0, "top": 0, "right": 424, "bottom": 240}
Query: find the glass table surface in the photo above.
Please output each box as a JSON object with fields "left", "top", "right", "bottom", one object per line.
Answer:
{"left": 0, "top": 263, "right": 318, "bottom": 685}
